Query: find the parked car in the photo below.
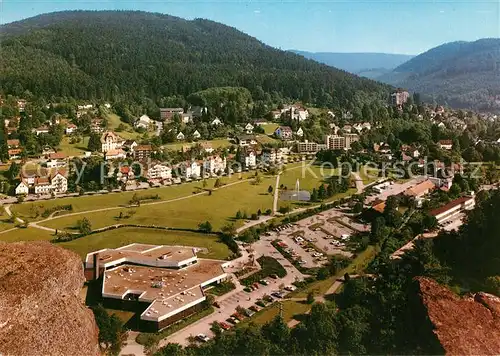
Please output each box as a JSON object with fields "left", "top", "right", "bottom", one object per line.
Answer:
{"left": 263, "top": 295, "right": 274, "bottom": 303}
{"left": 259, "top": 279, "right": 269, "bottom": 286}
{"left": 232, "top": 313, "right": 245, "bottom": 321}
{"left": 252, "top": 282, "right": 260, "bottom": 289}
{"left": 272, "top": 292, "right": 284, "bottom": 299}
{"left": 213, "top": 301, "right": 221, "bottom": 308}
{"left": 242, "top": 308, "right": 255, "bottom": 317}
{"left": 227, "top": 317, "right": 239, "bottom": 325}
{"left": 197, "top": 334, "right": 210, "bottom": 342}
{"left": 284, "top": 285, "right": 297, "bottom": 291}
{"left": 219, "top": 321, "right": 231, "bottom": 330}
{"left": 249, "top": 305, "right": 260, "bottom": 312}
{"left": 244, "top": 287, "right": 252, "bottom": 293}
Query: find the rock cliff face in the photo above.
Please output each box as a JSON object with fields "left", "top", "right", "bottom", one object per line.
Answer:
{"left": 417, "top": 277, "right": 500, "bottom": 355}
{"left": 0, "top": 241, "right": 100, "bottom": 356}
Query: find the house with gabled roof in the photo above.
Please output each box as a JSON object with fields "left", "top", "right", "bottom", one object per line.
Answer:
{"left": 274, "top": 126, "right": 293, "bottom": 140}
{"left": 211, "top": 117, "right": 223, "bottom": 126}
{"left": 101, "top": 131, "right": 123, "bottom": 153}
{"left": 245, "top": 123, "right": 254, "bottom": 134}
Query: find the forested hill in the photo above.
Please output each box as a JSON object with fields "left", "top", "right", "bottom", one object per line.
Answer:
{"left": 379, "top": 38, "right": 500, "bottom": 111}
{"left": 0, "top": 10, "right": 390, "bottom": 107}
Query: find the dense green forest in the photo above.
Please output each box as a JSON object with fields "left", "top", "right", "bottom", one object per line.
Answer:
{"left": 379, "top": 39, "right": 500, "bottom": 111}
{"left": 0, "top": 11, "right": 390, "bottom": 108}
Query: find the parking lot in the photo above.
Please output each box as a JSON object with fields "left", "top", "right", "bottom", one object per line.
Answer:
{"left": 161, "top": 238, "right": 306, "bottom": 347}
{"left": 267, "top": 208, "right": 370, "bottom": 267}
{"left": 440, "top": 212, "right": 465, "bottom": 231}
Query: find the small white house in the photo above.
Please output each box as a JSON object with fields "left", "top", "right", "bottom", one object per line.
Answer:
{"left": 34, "top": 126, "right": 50, "bottom": 135}
{"left": 296, "top": 127, "right": 304, "bottom": 137}
{"left": 147, "top": 163, "right": 172, "bottom": 181}
{"left": 134, "top": 115, "right": 151, "bottom": 129}
{"left": 193, "top": 130, "right": 201, "bottom": 139}
{"left": 244, "top": 151, "right": 257, "bottom": 168}
{"left": 15, "top": 181, "right": 29, "bottom": 195}
{"left": 65, "top": 124, "right": 78, "bottom": 135}
{"left": 176, "top": 132, "right": 185, "bottom": 140}
{"left": 184, "top": 161, "right": 201, "bottom": 179}
{"left": 245, "top": 123, "right": 254, "bottom": 134}
{"left": 211, "top": 118, "right": 223, "bottom": 126}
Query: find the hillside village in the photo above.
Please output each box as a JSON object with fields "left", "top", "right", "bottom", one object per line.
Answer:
{"left": 2, "top": 90, "right": 500, "bottom": 201}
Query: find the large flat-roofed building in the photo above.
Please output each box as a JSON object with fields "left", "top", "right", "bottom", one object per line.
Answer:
{"left": 430, "top": 195, "right": 475, "bottom": 224}
{"left": 297, "top": 140, "right": 327, "bottom": 153}
{"left": 85, "top": 243, "right": 199, "bottom": 270}
{"left": 85, "top": 243, "right": 228, "bottom": 330}
{"left": 326, "top": 135, "right": 346, "bottom": 150}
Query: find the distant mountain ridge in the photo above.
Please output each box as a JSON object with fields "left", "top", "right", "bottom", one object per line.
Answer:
{"left": 290, "top": 50, "right": 414, "bottom": 79}
{"left": 378, "top": 38, "right": 500, "bottom": 111}
{"left": 0, "top": 10, "right": 390, "bottom": 107}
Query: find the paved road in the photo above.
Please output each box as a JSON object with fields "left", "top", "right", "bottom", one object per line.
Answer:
{"left": 273, "top": 174, "right": 280, "bottom": 214}
{"left": 158, "top": 239, "right": 306, "bottom": 348}
{"left": 236, "top": 216, "right": 275, "bottom": 233}
{"left": 352, "top": 173, "right": 364, "bottom": 194}
{"left": 3, "top": 205, "right": 24, "bottom": 224}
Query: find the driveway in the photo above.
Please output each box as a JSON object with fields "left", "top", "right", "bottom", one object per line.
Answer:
{"left": 158, "top": 239, "right": 306, "bottom": 347}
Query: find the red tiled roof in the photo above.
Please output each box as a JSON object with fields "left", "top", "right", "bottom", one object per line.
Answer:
{"left": 371, "top": 199, "right": 386, "bottom": 213}
{"left": 404, "top": 180, "right": 435, "bottom": 197}
{"left": 49, "top": 152, "right": 66, "bottom": 160}
{"left": 439, "top": 140, "right": 453, "bottom": 145}
{"left": 8, "top": 149, "right": 22, "bottom": 156}
{"left": 135, "top": 145, "right": 152, "bottom": 151}
{"left": 430, "top": 196, "right": 472, "bottom": 216}
{"left": 7, "top": 139, "right": 19, "bottom": 147}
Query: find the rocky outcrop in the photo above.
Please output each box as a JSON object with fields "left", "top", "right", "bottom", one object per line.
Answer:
{"left": 0, "top": 241, "right": 100, "bottom": 356}
{"left": 417, "top": 277, "right": 500, "bottom": 355}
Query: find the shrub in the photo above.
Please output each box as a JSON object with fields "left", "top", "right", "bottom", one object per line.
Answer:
{"left": 41, "top": 204, "right": 73, "bottom": 218}
{"left": 241, "top": 256, "right": 286, "bottom": 286}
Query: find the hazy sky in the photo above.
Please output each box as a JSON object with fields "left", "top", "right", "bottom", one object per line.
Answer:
{"left": 1, "top": 0, "right": 499, "bottom": 54}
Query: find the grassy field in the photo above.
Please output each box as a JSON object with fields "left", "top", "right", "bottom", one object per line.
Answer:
{"left": 292, "top": 245, "right": 377, "bottom": 298}
{"left": 39, "top": 177, "right": 275, "bottom": 231}
{"left": 358, "top": 166, "right": 380, "bottom": 184}
{"left": 239, "top": 300, "right": 310, "bottom": 326}
{"left": 0, "top": 227, "right": 54, "bottom": 242}
{"left": 279, "top": 164, "right": 338, "bottom": 192}
{"left": 106, "top": 113, "right": 140, "bottom": 140}
{"left": 163, "top": 138, "right": 233, "bottom": 152}
{"left": 57, "top": 136, "right": 90, "bottom": 156}
{"left": 58, "top": 227, "right": 231, "bottom": 259}
{"left": 260, "top": 123, "right": 279, "bottom": 135}
{"left": 12, "top": 175, "right": 250, "bottom": 220}
{"left": 256, "top": 135, "right": 278, "bottom": 145}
